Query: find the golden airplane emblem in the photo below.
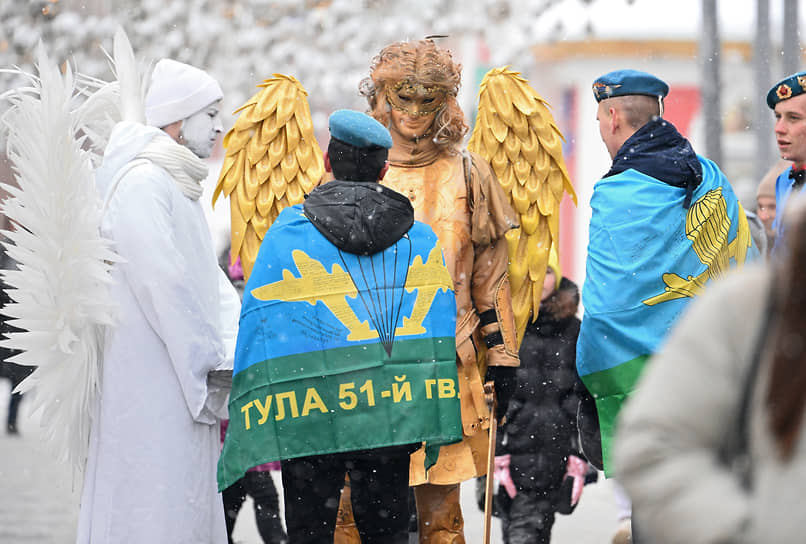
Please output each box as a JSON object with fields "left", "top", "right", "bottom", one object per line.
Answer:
{"left": 251, "top": 244, "right": 453, "bottom": 341}
{"left": 643, "top": 188, "right": 752, "bottom": 306}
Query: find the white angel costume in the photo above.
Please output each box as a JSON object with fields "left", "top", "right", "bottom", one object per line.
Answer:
{"left": 75, "top": 65, "right": 240, "bottom": 542}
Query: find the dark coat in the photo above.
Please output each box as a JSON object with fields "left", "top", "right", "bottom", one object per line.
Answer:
{"left": 0, "top": 245, "right": 31, "bottom": 384}
{"left": 499, "top": 277, "right": 582, "bottom": 491}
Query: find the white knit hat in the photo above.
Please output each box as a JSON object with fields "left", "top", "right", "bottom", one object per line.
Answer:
{"left": 145, "top": 59, "right": 223, "bottom": 128}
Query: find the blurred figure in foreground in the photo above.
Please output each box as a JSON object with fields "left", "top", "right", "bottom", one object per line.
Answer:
{"left": 614, "top": 195, "right": 806, "bottom": 543}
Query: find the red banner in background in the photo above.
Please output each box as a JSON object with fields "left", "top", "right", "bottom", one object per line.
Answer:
{"left": 663, "top": 86, "right": 701, "bottom": 138}
{"left": 560, "top": 87, "right": 578, "bottom": 282}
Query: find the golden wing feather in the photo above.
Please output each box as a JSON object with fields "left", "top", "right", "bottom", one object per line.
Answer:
{"left": 219, "top": 150, "right": 246, "bottom": 198}
{"left": 256, "top": 179, "right": 275, "bottom": 217}
{"left": 213, "top": 74, "right": 324, "bottom": 280}
{"left": 467, "top": 66, "right": 577, "bottom": 343}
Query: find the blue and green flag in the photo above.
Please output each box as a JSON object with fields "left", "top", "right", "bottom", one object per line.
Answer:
{"left": 577, "top": 157, "right": 758, "bottom": 475}
{"left": 218, "top": 206, "right": 461, "bottom": 490}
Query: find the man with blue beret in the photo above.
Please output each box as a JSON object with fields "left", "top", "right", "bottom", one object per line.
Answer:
{"left": 303, "top": 109, "right": 406, "bottom": 255}
{"left": 765, "top": 70, "right": 806, "bottom": 254}
{"left": 235, "top": 109, "right": 460, "bottom": 543}
{"left": 576, "top": 69, "right": 757, "bottom": 542}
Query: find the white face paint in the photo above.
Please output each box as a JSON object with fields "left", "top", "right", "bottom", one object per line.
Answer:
{"left": 180, "top": 100, "right": 223, "bottom": 158}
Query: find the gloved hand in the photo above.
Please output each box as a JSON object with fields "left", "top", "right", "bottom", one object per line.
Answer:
{"left": 493, "top": 454, "right": 517, "bottom": 498}
{"left": 565, "top": 454, "right": 588, "bottom": 507}
{"left": 485, "top": 366, "right": 517, "bottom": 422}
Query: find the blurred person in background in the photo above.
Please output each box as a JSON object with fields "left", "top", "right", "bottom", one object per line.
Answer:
{"left": 0, "top": 244, "right": 32, "bottom": 435}
{"left": 614, "top": 193, "right": 806, "bottom": 544}
{"left": 767, "top": 71, "right": 806, "bottom": 254}
{"left": 755, "top": 159, "right": 790, "bottom": 255}
{"left": 492, "top": 249, "right": 591, "bottom": 544}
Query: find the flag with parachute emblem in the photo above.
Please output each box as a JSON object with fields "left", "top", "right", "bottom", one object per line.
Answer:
{"left": 218, "top": 205, "right": 462, "bottom": 490}
{"left": 577, "top": 157, "right": 758, "bottom": 475}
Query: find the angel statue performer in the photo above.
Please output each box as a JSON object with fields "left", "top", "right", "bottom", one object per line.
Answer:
{"left": 0, "top": 31, "right": 241, "bottom": 543}
{"left": 214, "top": 38, "right": 575, "bottom": 543}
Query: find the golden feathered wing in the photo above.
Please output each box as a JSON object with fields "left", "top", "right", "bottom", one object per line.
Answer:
{"left": 467, "top": 67, "right": 577, "bottom": 343}
{"left": 213, "top": 74, "right": 324, "bottom": 280}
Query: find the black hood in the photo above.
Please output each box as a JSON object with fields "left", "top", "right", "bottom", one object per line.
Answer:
{"left": 605, "top": 117, "right": 702, "bottom": 208}
{"left": 528, "top": 277, "right": 579, "bottom": 336}
{"left": 302, "top": 180, "right": 414, "bottom": 255}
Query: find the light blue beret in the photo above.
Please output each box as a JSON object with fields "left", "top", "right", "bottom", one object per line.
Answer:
{"left": 328, "top": 109, "right": 392, "bottom": 149}
{"left": 767, "top": 71, "right": 806, "bottom": 109}
{"left": 592, "top": 69, "right": 669, "bottom": 102}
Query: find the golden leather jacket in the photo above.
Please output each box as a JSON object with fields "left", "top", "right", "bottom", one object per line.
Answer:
{"left": 383, "top": 146, "right": 520, "bottom": 485}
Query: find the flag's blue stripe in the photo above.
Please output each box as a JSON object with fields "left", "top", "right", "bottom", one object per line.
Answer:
{"left": 235, "top": 206, "right": 456, "bottom": 375}
{"left": 578, "top": 157, "right": 756, "bottom": 377}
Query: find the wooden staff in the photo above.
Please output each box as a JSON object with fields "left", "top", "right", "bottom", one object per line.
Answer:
{"left": 483, "top": 381, "right": 497, "bottom": 544}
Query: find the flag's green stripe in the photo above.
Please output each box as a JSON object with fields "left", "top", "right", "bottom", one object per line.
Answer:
{"left": 596, "top": 394, "right": 628, "bottom": 477}
{"left": 219, "top": 337, "right": 461, "bottom": 491}
{"left": 580, "top": 354, "right": 649, "bottom": 398}
{"left": 580, "top": 354, "right": 649, "bottom": 476}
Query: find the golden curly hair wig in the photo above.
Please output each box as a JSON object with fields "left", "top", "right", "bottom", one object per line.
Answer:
{"left": 359, "top": 39, "right": 468, "bottom": 151}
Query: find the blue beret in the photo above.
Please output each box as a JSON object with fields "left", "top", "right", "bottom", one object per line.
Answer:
{"left": 767, "top": 71, "right": 806, "bottom": 109}
{"left": 592, "top": 69, "right": 669, "bottom": 102}
{"left": 328, "top": 109, "right": 392, "bottom": 150}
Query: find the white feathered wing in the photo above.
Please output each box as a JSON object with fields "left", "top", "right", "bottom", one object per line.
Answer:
{"left": 0, "top": 39, "right": 133, "bottom": 482}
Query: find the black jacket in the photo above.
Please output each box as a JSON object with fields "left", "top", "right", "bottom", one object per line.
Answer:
{"left": 499, "top": 277, "right": 582, "bottom": 490}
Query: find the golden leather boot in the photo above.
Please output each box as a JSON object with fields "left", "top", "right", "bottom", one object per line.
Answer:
{"left": 414, "top": 483, "right": 465, "bottom": 543}
{"left": 334, "top": 475, "right": 361, "bottom": 544}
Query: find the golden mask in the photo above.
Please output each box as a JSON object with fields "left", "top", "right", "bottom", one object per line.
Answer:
{"left": 387, "top": 80, "right": 448, "bottom": 117}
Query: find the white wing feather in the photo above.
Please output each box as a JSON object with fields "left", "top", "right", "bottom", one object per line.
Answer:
{"left": 74, "top": 27, "right": 150, "bottom": 166}
{"left": 0, "top": 43, "right": 120, "bottom": 483}
{"left": 111, "top": 26, "right": 146, "bottom": 124}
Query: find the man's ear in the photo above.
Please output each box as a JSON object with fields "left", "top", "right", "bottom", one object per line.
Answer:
{"left": 162, "top": 120, "right": 183, "bottom": 142}
{"left": 378, "top": 161, "right": 389, "bottom": 181}
{"left": 324, "top": 151, "right": 332, "bottom": 173}
{"left": 608, "top": 107, "right": 619, "bottom": 134}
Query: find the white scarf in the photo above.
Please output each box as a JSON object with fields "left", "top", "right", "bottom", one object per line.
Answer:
{"left": 136, "top": 133, "right": 208, "bottom": 201}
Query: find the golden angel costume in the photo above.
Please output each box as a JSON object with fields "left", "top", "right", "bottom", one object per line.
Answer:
{"left": 354, "top": 39, "right": 574, "bottom": 542}
{"left": 363, "top": 41, "right": 519, "bottom": 491}
{"left": 215, "top": 38, "right": 575, "bottom": 544}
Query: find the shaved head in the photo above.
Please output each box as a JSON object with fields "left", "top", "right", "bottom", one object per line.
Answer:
{"left": 596, "top": 94, "right": 663, "bottom": 159}
{"left": 607, "top": 95, "right": 661, "bottom": 129}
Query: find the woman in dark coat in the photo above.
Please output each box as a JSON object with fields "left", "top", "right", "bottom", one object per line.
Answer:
{"left": 496, "top": 254, "right": 583, "bottom": 544}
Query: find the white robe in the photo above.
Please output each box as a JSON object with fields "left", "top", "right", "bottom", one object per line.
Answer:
{"left": 76, "top": 122, "right": 240, "bottom": 544}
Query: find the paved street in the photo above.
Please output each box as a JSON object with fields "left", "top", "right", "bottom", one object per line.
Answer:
{"left": 0, "top": 384, "right": 80, "bottom": 543}
{"left": 1, "top": 383, "right": 619, "bottom": 543}
{"left": 231, "top": 475, "right": 621, "bottom": 543}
